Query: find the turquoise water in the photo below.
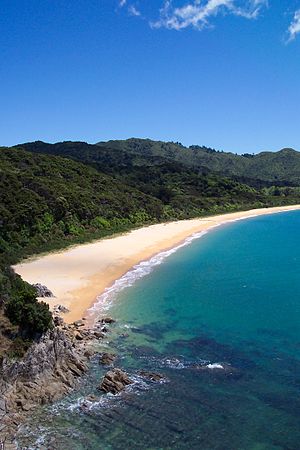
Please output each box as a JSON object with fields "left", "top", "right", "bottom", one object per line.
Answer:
{"left": 18, "top": 211, "right": 300, "bottom": 449}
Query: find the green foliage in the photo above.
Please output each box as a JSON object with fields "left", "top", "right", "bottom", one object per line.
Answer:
{"left": 90, "top": 216, "right": 111, "bottom": 229}
{"left": 5, "top": 287, "right": 52, "bottom": 335}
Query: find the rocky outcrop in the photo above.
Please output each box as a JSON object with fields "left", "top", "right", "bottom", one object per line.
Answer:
{"left": 0, "top": 319, "right": 102, "bottom": 445}
{"left": 32, "top": 283, "right": 54, "bottom": 298}
{"left": 99, "top": 368, "right": 133, "bottom": 394}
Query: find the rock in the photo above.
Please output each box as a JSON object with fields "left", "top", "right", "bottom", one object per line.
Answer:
{"left": 53, "top": 316, "right": 64, "bottom": 326}
{"left": 99, "top": 368, "right": 133, "bottom": 394}
{"left": 100, "top": 317, "right": 116, "bottom": 324}
{"left": 101, "top": 326, "right": 109, "bottom": 333}
{"left": 138, "top": 371, "right": 165, "bottom": 382}
{"left": 53, "top": 304, "right": 70, "bottom": 314}
{"left": 74, "top": 331, "right": 84, "bottom": 340}
{"left": 99, "top": 353, "right": 116, "bottom": 366}
{"left": 0, "top": 324, "right": 97, "bottom": 443}
{"left": 73, "top": 320, "right": 84, "bottom": 328}
{"left": 86, "top": 395, "right": 98, "bottom": 402}
{"left": 84, "top": 349, "right": 95, "bottom": 358}
{"left": 33, "top": 283, "right": 54, "bottom": 298}
{"left": 193, "top": 362, "right": 242, "bottom": 379}
{"left": 94, "top": 331, "right": 105, "bottom": 339}
{"left": 120, "top": 333, "right": 129, "bottom": 339}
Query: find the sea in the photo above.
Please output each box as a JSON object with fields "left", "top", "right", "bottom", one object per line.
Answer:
{"left": 17, "top": 210, "right": 300, "bottom": 450}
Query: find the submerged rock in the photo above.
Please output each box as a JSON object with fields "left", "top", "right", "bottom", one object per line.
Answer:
{"left": 138, "top": 371, "right": 166, "bottom": 382}
{"left": 86, "top": 394, "right": 99, "bottom": 403}
{"left": 99, "top": 368, "right": 133, "bottom": 394}
{"left": 193, "top": 362, "right": 242, "bottom": 379}
{"left": 99, "top": 352, "right": 116, "bottom": 366}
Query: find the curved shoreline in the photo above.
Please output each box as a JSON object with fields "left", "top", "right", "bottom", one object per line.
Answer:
{"left": 13, "top": 206, "right": 300, "bottom": 323}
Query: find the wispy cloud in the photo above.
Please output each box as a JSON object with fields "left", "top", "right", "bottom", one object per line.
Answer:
{"left": 116, "top": 1, "right": 300, "bottom": 43}
{"left": 128, "top": 5, "right": 141, "bottom": 16}
{"left": 151, "top": 0, "right": 268, "bottom": 30}
{"left": 287, "top": 9, "right": 300, "bottom": 42}
{"left": 118, "top": 1, "right": 141, "bottom": 17}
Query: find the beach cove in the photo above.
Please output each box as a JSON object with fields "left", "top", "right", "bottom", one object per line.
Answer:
{"left": 14, "top": 205, "right": 300, "bottom": 323}
{"left": 15, "top": 207, "right": 300, "bottom": 449}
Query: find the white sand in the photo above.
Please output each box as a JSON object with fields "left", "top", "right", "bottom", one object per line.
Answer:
{"left": 13, "top": 205, "right": 300, "bottom": 323}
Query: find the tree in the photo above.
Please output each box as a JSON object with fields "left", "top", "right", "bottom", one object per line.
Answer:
{"left": 5, "top": 288, "right": 53, "bottom": 335}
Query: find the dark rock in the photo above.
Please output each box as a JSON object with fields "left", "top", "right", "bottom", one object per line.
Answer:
{"left": 119, "top": 333, "right": 129, "bottom": 339}
{"left": 84, "top": 349, "right": 95, "bottom": 358}
{"left": 94, "top": 331, "right": 105, "bottom": 339}
{"left": 73, "top": 320, "right": 84, "bottom": 328}
{"left": 86, "top": 395, "right": 98, "bottom": 402}
{"left": 53, "top": 316, "right": 64, "bottom": 326}
{"left": 100, "top": 317, "right": 116, "bottom": 324}
{"left": 53, "top": 304, "right": 70, "bottom": 314}
{"left": 99, "top": 353, "right": 116, "bottom": 366}
{"left": 138, "top": 371, "right": 165, "bottom": 382}
{"left": 33, "top": 283, "right": 54, "bottom": 298}
{"left": 99, "top": 368, "right": 133, "bottom": 394}
{"left": 74, "top": 331, "right": 84, "bottom": 340}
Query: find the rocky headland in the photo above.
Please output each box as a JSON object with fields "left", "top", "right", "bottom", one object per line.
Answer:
{"left": 0, "top": 312, "right": 114, "bottom": 448}
{"left": 0, "top": 308, "right": 166, "bottom": 449}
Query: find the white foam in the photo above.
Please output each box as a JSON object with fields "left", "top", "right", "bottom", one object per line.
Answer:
{"left": 206, "top": 363, "right": 224, "bottom": 370}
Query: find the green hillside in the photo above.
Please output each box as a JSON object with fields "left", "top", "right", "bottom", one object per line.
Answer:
{"left": 0, "top": 146, "right": 164, "bottom": 263}
{"left": 19, "top": 138, "right": 300, "bottom": 187}
{"left": 12, "top": 141, "right": 300, "bottom": 231}
{"left": 96, "top": 139, "right": 300, "bottom": 186}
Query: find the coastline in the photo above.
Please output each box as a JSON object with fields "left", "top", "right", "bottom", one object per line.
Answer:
{"left": 13, "top": 205, "right": 300, "bottom": 323}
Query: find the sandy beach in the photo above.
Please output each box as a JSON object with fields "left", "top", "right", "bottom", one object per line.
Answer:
{"left": 13, "top": 205, "right": 300, "bottom": 323}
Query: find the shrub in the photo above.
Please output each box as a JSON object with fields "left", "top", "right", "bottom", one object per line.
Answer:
{"left": 5, "top": 288, "right": 53, "bottom": 335}
{"left": 90, "top": 216, "right": 111, "bottom": 229}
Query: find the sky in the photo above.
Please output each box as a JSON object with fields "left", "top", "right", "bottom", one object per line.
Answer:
{"left": 1, "top": 0, "right": 300, "bottom": 153}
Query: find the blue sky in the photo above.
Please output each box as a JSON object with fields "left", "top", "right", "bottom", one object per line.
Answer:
{"left": 1, "top": 0, "right": 300, "bottom": 153}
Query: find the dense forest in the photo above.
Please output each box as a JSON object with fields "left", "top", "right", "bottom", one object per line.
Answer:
{"left": 1, "top": 139, "right": 300, "bottom": 354}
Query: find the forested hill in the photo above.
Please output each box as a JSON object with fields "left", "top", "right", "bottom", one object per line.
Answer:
{"left": 96, "top": 139, "right": 300, "bottom": 187}
{"left": 2, "top": 141, "right": 300, "bottom": 265}
{"left": 19, "top": 138, "right": 300, "bottom": 187}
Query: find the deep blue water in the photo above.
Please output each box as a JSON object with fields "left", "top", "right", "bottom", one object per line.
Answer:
{"left": 18, "top": 211, "right": 300, "bottom": 450}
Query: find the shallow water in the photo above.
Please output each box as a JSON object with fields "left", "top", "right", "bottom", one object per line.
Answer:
{"left": 17, "top": 211, "right": 300, "bottom": 449}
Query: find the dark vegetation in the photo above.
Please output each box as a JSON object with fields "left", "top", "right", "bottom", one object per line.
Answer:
{"left": 1, "top": 138, "right": 300, "bottom": 354}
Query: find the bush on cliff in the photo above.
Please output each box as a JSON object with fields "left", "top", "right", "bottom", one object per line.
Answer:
{"left": 5, "top": 287, "right": 53, "bottom": 335}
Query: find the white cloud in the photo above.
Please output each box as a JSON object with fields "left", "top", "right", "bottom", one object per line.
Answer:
{"left": 288, "top": 9, "right": 300, "bottom": 42}
{"left": 119, "top": 0, "right": 127, "bottom": 7}
{"left": 128, "top": 4, "right": 141, "bottom": 16}
{"left": 151, "top": 0, "right": 268, "bottom": 30}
